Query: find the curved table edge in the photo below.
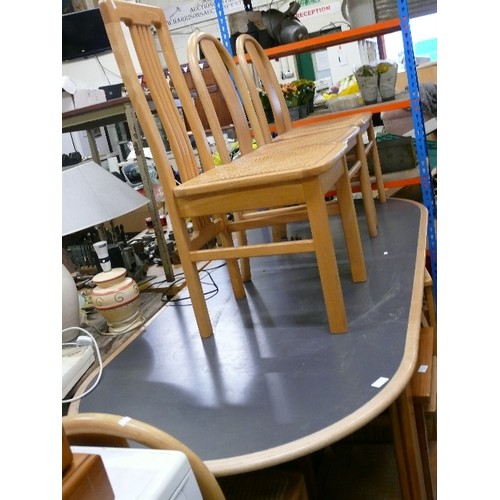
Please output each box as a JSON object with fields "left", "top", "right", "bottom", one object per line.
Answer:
{"left": 206, "top": 199, "right": 429, "bottom": 476}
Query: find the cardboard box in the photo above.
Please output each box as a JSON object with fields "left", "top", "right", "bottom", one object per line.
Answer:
{"left": 62, "top": 76, "right": 106, "bottom": 112}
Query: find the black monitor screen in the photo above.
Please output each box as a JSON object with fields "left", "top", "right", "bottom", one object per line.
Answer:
{"left": 62, "top": 8, "right": 111, "bottom": 62}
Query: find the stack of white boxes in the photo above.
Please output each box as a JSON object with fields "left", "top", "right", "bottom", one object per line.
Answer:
{"left": 62, "top": 76, "right": 107, "bottom": 112}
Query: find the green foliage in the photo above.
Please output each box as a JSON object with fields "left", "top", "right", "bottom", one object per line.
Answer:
{"left": 258, "top": 80, "right": 316, "bottom": 110}
{"left": 355, "top": 65, "right": 376, "bottom": 77}
{"left": 291, "top": 79, "right": 316, "bottom": 105}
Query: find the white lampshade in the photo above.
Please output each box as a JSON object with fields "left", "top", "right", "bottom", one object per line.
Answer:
{"left": 62, "top": 160, "right": 149, "bottom": 236}
{"left": 62, "top": 160, "right": 150, "bottom": 340}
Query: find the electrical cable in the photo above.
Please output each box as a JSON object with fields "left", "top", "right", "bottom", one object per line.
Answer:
{"left": 69, "top": 132, "right": 77, "bottom": 152}
{"left": 135, "top": 274, "right": 161, "bottom": 292}
{"left": 62, "top": 326, "right": 103, "bottom": 404}
{"left": 95, "top": 56, "right": 123, "bottom": 82}
{"left": 164, "top": 262, "right": 227, "bottom": 305}
{"left": 319, "top": 21, "right": 350, "bottom": 34}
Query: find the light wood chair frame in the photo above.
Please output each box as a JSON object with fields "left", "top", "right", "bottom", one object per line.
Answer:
{"left": 99, "top": 0, "right": 366, "bottom": 338}
{"left": 63, "top": 412, "right": 226, "bottom": 500}
{"left": 187, "top": 31, "right": 369, "bottom": 282}
{"left": 235, "top": 33, "right": 387, "bottom": 209}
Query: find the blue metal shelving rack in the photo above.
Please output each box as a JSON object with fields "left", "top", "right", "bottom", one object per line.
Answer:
{"left": 397, "top": 0, "right": 437, "bottom": 298}
{"left": 214, "top": 0, "right": 233, "bottom": 55}
{"left": 213, "top": 0, "right": 437, "bottom": 297}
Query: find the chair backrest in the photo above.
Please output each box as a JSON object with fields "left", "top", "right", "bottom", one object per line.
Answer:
{"left": 63, "top": 412, "right": 225, "bottom": 500}
{"left": 98, "top": 0, "right": 215, "bottom": 191}
{"left": 99, "top": 0, "right": 227, "bottom": 238}
{"left": 236, "top": 34, "right": 293, "bottom": 136}
{"left": 187, "top": 31, "right": 271, "bottom": 164}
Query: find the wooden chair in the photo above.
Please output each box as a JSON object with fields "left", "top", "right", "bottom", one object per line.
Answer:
{"left": 187, "top": 31, "right": 368, "bottom": 281}
{"left": 63, "top": 412, "right": 309, "bottom": 500}
{"left": 234, "top": 36, "right": 380, "bottom": 238}
{"left": 235, "top": 33, "right": 387, "bottom": 211}
{"left": 99, "top": 0, "right": 366, "bottom": 337}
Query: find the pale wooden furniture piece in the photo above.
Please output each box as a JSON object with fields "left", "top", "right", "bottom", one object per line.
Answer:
{"left": 410, "top": 268, "right": 437, "bottom": 499}
{"left": 186, "top": 31, "right": 369, "bottom": 281}
{"left": 62, "top": 427, "right": 114, "bottom": 500}
{"left": 410, "top": 326, "right": 436, "bottom": 500}
{"left": 234, "top": 33, "right": 380, "bottom": 239}
{"left": 422, "top": 267, "right": 437, "bottom": 353}
{"left": 99, "top": 0, "right": 366, "bottom": 337}
{"left": 63, "top": 413, "right": 309, "bottom": 500}
{"left": 63, "top": 412, "right": 225, "bottom": 500}
{"left": 235, "top": 33, "right": 387, "bottom": 207}
{"left": 393, "top": 265, "right": 437, "bottom": 500}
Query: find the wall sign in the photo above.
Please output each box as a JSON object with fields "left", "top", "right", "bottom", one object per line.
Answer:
{"left": 165, "top": 0, "right": 333, "bottom": 30}
{"left": 165, "top": 0, "right": 263, "bottom": 29}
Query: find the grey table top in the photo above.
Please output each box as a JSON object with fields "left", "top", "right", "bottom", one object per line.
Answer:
{"left": 69, "top": 198, "right": 427, "bottom": 475}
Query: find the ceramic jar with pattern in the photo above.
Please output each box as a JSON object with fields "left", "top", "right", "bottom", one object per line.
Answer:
{"left": 91, "top": 267, "right": 144, "bottom": 335}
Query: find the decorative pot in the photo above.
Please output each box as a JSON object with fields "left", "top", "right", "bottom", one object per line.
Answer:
{"left": 288, "top": 106, "right": 300, "bottom": 121}
{"left": 91, "top": 267, "right": 144, "bottom": 335}
{"left": 299, "top": 103, "right": 308, "bottom": 119}
{"left": 307, "top": 98, "right": 315, "bottom": 114}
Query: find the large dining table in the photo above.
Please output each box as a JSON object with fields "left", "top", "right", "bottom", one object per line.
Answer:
{"left": 68, "top": 198, "right": 428, "bottom": 497}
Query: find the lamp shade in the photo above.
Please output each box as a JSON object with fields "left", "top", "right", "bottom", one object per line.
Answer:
{"left": 62, "top": 160, "right": 149, "bottom": 236}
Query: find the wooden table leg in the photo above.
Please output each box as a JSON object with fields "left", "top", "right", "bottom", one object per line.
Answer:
{"left": 390, "top": 401, "right": 412, "bottom": 500}
{"left": 390, "top": 384, "right": 427, "bottom": 499}
{"left": 414, "top": 401, "right": 435, "bottom": 499}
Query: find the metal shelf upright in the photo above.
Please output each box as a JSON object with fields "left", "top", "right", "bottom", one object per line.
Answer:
{"left": 397, "top": 0, "right": 437, "bottom": 297}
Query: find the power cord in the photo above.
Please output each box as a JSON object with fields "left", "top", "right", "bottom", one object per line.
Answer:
{"left": 62, "top": 326, "right": 103, "bottom": 404}
{"left": 163, "top": 262, "right": 226, "bottom": 304}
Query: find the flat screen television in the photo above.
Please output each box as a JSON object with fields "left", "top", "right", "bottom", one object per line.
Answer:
{"left": 62, "top": 8, "right": 111, "bottom": 62}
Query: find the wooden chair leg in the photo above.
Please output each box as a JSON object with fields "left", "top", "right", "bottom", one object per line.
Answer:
{"left": 414, "top": 401, "right": 435, "bottom": 500}
{"left": 367, "top": 121, "right": 387, "bottom": 203}
{"left": 389, "top": 402, "right": 412, "bottom": 500}
{"left": 356, "top": 133, "right": 378, "bottom": 237}
{"left": 304, "top": 177, "right": 348, "bottom": 334}
{"left": 336, "top": 157, "right": 367, "bottom": 283}
{"left": 272, "top": 223, "right": 288, "bottom": 242}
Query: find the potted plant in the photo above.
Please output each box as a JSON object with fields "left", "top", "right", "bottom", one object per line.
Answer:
{"left": 354, "top": 64, "right": 378, "bottom": 105}
{"left": 293, "top": 79, "right": 316, "bottom": 116}
{"left": 377, "top": 60, "right": 398, "bottom": 101}
{"left": 280, "top": 82, "right": 300, "bottom": 120}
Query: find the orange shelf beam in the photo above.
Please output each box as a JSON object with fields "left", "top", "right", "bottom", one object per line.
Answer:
{"left": 263, "top": 18, "right": 401, "bottom": 59}
{"left": 325, "top": 176, "right": 422, "bottom": 198}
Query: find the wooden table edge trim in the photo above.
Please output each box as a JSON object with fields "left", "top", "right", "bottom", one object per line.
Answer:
{"left": 207, "top": 199, "right": 429, "bottom": 476}
{"left": 67, "top": 200, "right": 428, "bottom": 477}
